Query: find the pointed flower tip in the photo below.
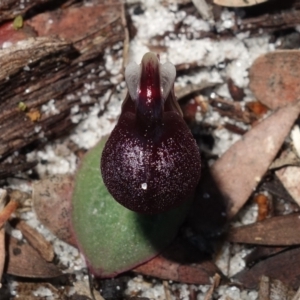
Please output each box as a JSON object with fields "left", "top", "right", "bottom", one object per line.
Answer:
{"left": 124, "top": 52, "right": 176, "bottom": 106}
{"left": 141, "top": 52, "right": 159, "bottom": 65}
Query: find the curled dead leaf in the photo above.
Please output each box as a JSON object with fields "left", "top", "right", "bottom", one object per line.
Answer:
{"left": 276, "top": 166, "right": 300, "bottom": 207}
{"left": 32, "top": 175, "right": 76, "bottom": 246}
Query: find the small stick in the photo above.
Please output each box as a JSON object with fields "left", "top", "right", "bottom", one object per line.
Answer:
{"left": 163, "top": 280, "right": 172, "bottom": 300}
{"left": 203, "top": 273, "right": 221, "bottom": 300}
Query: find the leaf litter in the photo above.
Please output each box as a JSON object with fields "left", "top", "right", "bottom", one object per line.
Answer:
{"left": 1, "top": 0, "right": 300, "bottom": 299}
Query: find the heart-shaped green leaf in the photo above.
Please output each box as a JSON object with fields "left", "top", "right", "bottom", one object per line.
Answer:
{"left": 71, "top": 136, "right": 192, "bottom": 277}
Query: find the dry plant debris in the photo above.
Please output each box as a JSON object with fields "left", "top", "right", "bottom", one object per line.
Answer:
{"left": 0, "top": 0, "right": 125, "bottom": 178}
{"left": 6, "top": 236, "right": 62, "bottom": 278}
{"left": 228, "top": 214, "right": 300, "bottom": 245}
{"left": 235, "top": 247, "right": 300, "bottom": 290}
{"left": 133, "top": 238, "right": 222, "bottom": 285}
{"left": 249, "top": 51, "right": 300, "bottom": 110}
{"left": 33, "top": 175, "right": 76, "bottom": 246}
{"left": 211, "top": 101, "right": 300, "bottom": 219}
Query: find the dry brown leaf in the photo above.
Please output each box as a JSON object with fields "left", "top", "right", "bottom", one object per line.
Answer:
{"left": 6, "top": 236, "right": 61, "bottom": 278}
{"left": 234, "top": 248, "right": 300, "bottom": 289}
{"left": 14, "top": 220, "right": 54, "bottom": 262}
{"left": 32, "top": 175, "right": 76, "bottom": 246}
{"left": 211, "top": 101, "right": 300, "bottom": 219}
{"left": 73, "top": 279, "right": 105, "bottom": 300}
{"left": 133, "top": 239, "right": 222, "bottom": 284}
{"left": 134, "top": 256, "right": 220, "bottom": 285}
{"left": 249, "top": 50, "right": 300, "bottom": 110}
{"left": 270, "top": 150, "right": 300, "bottom": 170}
{"left": 276, "top": 166, "right": 300, "bottom": 207}
{"left": 228, "top": 214, "right": 300, "bottom": 245}
{"left": 245, "top": 246, "right": 287, "bottom": 267}
{"left": 258, "top": 276, "right": 296, "bottom": 300}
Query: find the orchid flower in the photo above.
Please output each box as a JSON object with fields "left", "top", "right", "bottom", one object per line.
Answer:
{"left": 101, "top": 53, "right": 201, "bottom": 214}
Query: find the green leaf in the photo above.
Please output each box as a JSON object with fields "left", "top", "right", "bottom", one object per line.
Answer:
{"left": 13, "top": 15, "right": 23, "bottom": 30}
{"left": 71, "top": 136, "right": 191, "bottom": 277}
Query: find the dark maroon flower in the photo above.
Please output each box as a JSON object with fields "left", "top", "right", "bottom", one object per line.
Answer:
{"left": 101, "top": 53, "right": 201, "bottom": 214}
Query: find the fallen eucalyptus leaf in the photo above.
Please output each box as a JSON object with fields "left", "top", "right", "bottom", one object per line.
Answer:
{"left": 228, "top": 214, "right": 300, "bottom": 245}
{"left": 133, "top": 238, "right": 222, "bottom": 284}
{"left": 270, "top": 150, "right": 300, "bottom": 170}
{"left": 257, "top": 276, "right": 296, "bottom": 300}
{"left": 234, "top": 247, "right": 300, "bottom": 289}
{"left": 245, "top": 246, "right": 287, "bottom": 267}
{"left": 211, "top": 101, "right": 300, "bottom": 219}
{"left": 33, "top": 175, "right": 76, "bottom": 246}
{"left": 276, "top": 166, "right": 300, "bottom": 207}
{"left": 72, "top": 136, "right": 191, "bottom": 277}
{"left": 249, "top": 50, "right": 300, "bottom": 110}
{"left": 6, "top": 236, "right": 61, "bottom": 278}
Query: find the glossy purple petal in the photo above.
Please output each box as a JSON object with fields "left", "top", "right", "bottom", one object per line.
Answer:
{"left": 101, "top": 52, "right": 201, "bottom": 214}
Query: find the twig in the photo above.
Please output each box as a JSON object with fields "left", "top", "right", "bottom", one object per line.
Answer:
{"left": 0, "top": 189, "right": 7, "bottom": 287}
{"left": 258, "top": 276, "right": 270, "bottom": 300}
{"left": 163, "top": 280, "right": 172, "bottom": 300}
{"left": 203, "top": 273, "right": 221, "bottom": 300}
{"left": 292, "top": 285, "right": 300, "bottom": 300}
